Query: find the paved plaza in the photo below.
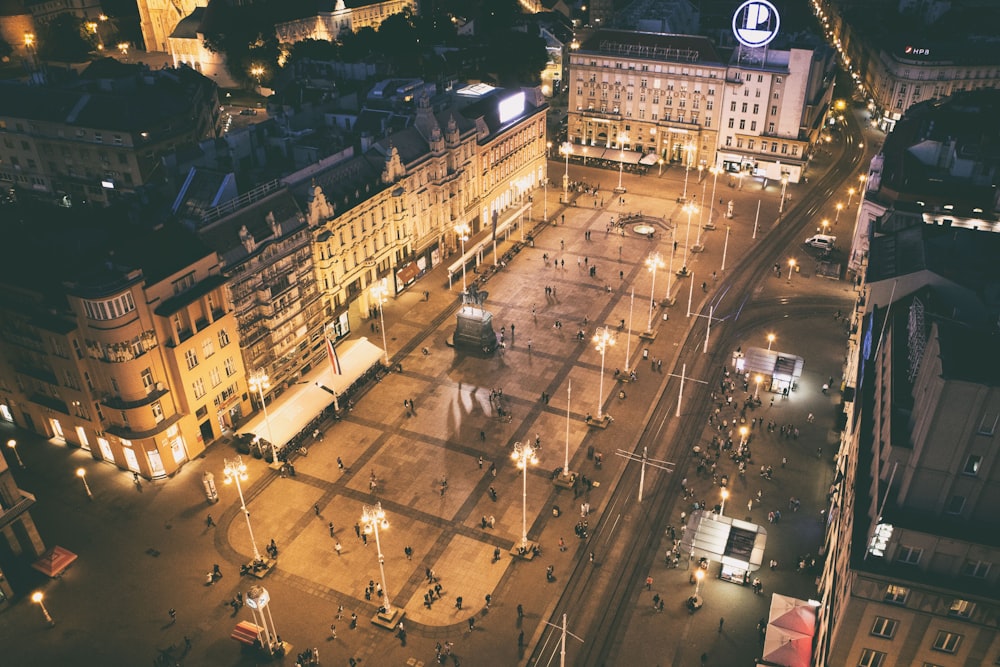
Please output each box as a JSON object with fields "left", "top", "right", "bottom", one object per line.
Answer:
{"left": 0, "top": 115, "right": 874, "bottom": 666}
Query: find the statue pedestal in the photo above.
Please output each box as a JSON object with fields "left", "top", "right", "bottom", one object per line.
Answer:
{"left": 454, "top": 306, "right": 497, "bottom": 354}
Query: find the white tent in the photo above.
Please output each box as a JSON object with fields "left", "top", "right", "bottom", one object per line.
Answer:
{"left": 762, "top": 628, "right": 812, "bottom": 667}
{"left": 768, "top": 593, "right": 817, "bottom": 636}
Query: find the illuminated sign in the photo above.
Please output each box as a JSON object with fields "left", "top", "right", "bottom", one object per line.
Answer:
{"left": 498, "top": 91, "right": 526, "bottom": 124}
{"left": 732, "top": 0, "right": 781, "bottom": 48}
{"left": 904, "top": 45, "right": 931, "bottom": 56}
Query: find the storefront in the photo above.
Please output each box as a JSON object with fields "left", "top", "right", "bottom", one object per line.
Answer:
{"left": 680, "top": 509, "right": 767, "bottom": 586}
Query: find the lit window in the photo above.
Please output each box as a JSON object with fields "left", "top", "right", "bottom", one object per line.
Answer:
{"left": 963, "top": 455, "right": 982, "bottom": 475}
{"left": 151, "top": 401, "right": 163, "bottom": 423}
{"left": 884, "top": 585, "right": 909, "bottom": 604}
{"left": 949, "top": 599, "right": 974, "bottom": 618}
{"left": 202, "top": 338, "right": 215, "bottom": 359}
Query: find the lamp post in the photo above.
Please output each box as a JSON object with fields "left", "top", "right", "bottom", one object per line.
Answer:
{"left": 681, "top": 143, "right": 693, "bottom": 200}
{"left": 767, "top": 333, "right": 776, "bottom": 351}
{"left": 361, "top": 501, "right": 395, "bottom": 616}
{"left": 695, "top": 174, "right": 707, "bottom": 247}
{"left": 739, "top": 426, "right": 748, "bottom": 446}
{"left": 31, "top": 591, "right": 54, "bottom": 627}
{"left": 370, "top": 282, "right": 390, "bottom": 364}
{"left": 720, "top": 489, "right": 729, "bottom": 517}
{"left": 665, "top": 227, "right": 675, "bottom": 300}
{"left": 76, "top": 468, "right": 92, "bottom": 500}
{"left": 511, "top": 441, "right": 539, "bottom": 550}
{"left": 694, "top": 568, "right": 705, "bottom": 596}
{"left": 560, "top": 142, "right": 573, "bottom": 203}
{"left": 754, "top": 374, "right": 763, "bottom": 400}
{"left": 223, "top": 456, "right": 263, "bottom": 563}
{"left": 787, "top": 258, "right": 796, "bottom": 284}
{"left": 616, "top": 133, "right": 628, "bottom": 191}
{"left": 117, "top": 41, "right": 129, "bottom": 61}
{"left": 644, "top": 253, "right": 664, "bottom": 331}
{"left": 821, "top": 219, "right": 830, "bottom": 236}
{"left": 7, "top": 439, "right": 24, "bottom": 468}
{"left": 247, "top": 370, "right": 275, "bottom": 451}
{"left": 624, "top": 288, "right": 634, "bottom": 373}
{"left": 454, "top": 223, "right": 470, "bottom": 290}
{"left": 847, "top": 186, "right": 856, "bottom": 207}
{"left": 779, "top": 174, "right": 789, "bottom": 214}
{"left": 835, "top": 202, "right": 844, "bottom": 225}
{"left": 707, "top": 166, "right": 720, "bottom": 228}
{"left": 681, "top": 203, "right": 697, "bottom": 274}
{"left": 544, "top": 142, "right": 552, "bottom": 221}
{"left": 592, "top": 327, "right": 615, "bottom": 421}
{"left": 250, "top": 64, "right": 264, "bottom": 91}
{"left": 658, "top": 158, "right": 664, "bottom": 177}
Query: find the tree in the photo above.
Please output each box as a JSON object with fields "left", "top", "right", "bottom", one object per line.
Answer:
{"left": 37, "top": 15, "right": 99, "bottom": 62}
{"left": 487, "top": 31, "right": 547, "bottom": 86}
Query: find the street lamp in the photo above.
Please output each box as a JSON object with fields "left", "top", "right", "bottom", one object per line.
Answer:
{"left": 754, "top": 374, "right": 763, "bottom": 400}
{"left": 694, "top": 568, "right": 705, "bottom": 596}
{"left": 707, "top": 166, "right": 721, "bottom": 228}
{"left": 821, "top": 219, "right": 830, "bottom": 235}
{"left": 223, "top": 456, "right": 264, "bottom": 563}
{"left": 76, "top": 468, "right": 92, "bottom": 499}
{"left": 511, "top": 441, "right": 539, "bottom": 550}
{"left": 720, "top": 489, "right": 729, "bottom": 517}
{"left": 117, "top": 41, "right": 129, "bottom": 60}
{"left": 247, "top": 370, "right": 275, "bottom": 452}
{"left": 592, "top": 327, "right": 615, "bottom": 421}
{"left": 250, "top": 64, "right": 264, "bottom": 90}
{"left": 361, "top": 502, "right": 395, "bottom": 617}
{"left": 644, "top": 253, "right": 664, "bottom": 332}
{"left": 7, "top": 439, "right": 24, "bottom": 468}
{"left": 617, "top": 133, "right": 629, "bottom": 191}
{"left": 370, "top": 282, "right": 390, "bottom": 364}
{"left": 767, "top": 333, "right": 775, "bottom": 350}
{"left": 658, "top": 158, "right": 664, "bottom": 177}
{"left": 560, "top": 142, "right": 573, "bottom": 203}
{"left": 787, "top": 258, "right": 796, "bottom": 284}
{"left": 847, "top": 186, "right": 856, "bottom": 207}
{"left": 681, "top": 143, "right": 693, "bottom": 200}
{"left": 779, "top": 174, "right": 789, "bottom": 214}
{"left": 681, "top": 203, "right": 697, "bottom": 274}
{"left": 544, "top": 142, "right": 552, "bottom": 221}
{"left": 739, "top": 426, "right": 748, "bottom": 445}
{"left": 835, "top": 202, "right": 844, "bottom": 224}
{"left": 31, "top": 591, "right": 54, "bottom": 627}
{"left": 454, "top": 223, "right": 471, "bottom": 290}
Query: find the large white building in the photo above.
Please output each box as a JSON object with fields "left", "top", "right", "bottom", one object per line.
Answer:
{"left": 566, "top": 29, "right": 834, "bottom": 183}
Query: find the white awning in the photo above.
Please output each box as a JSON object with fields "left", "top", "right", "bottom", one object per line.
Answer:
{"left": 639, "top": 152, "right": 660, "bottom": 165}
{"left": 680, "top": 509, "right": 767, "bottom": 571}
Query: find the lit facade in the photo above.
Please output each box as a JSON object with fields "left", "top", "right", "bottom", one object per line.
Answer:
{"left": 195, "top": 186, "right": 326, "bottom": 404}
{"left": 274, "top": 0, "right": 417, "bottom": 45}
{"left": 0, "top": 225, "right": 248, "bottom": 479}
{"left": 0, "top": 453, "right": 46, "bottom": 611}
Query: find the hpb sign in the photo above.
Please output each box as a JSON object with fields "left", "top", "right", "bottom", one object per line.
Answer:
{"left": 732, "top": 0, "right": 781, "bottom": 48}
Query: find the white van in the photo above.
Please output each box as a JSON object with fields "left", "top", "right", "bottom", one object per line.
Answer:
{"left": 804, "top": 234, "right": 836, "bottom": 250}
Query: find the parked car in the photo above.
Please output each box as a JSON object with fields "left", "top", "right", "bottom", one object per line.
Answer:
{"left": 804, "top": 234, "right": 836, "bottom": 250}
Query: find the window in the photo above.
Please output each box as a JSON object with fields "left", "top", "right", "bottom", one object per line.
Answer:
{"left": 859, "top": 649, "right": 886, "bottom": 667}
{"left": 141, "top": 368, "right": 154, "bottom": 390}
{"left": 184, "top": 349, "right": 198, "bottom": 370}
{"left": 202, "top": 338, "right": 215, "bottom": 359}
{"left": 151, "top": 401, "right": 164, "bottom": 423}
{"left": 218, "top": 329, "right": 230, "bottom": 347}
{"left": 885, "top": 585, "right": 909, "bottom": 604}
{"left": 897, "top": 546, "right": 922, "bottom": 565}
{"left": 977, "top": 413, "right": 998, "bottom": 435}
{"left": 932, "top": 630, "right": 961, "bottom": 653}
{"left": 82, "top": 292, "right": 135, "bottom": 321}
{"left": 192, "top": 378, "right": 206, "bottom": 399}
{"left": 210, "top": 367, "right": 221, "bottom": 388}
{"left": 949, "top": 599, "right": 974, "bottom": 618}
{"left": 946, "top": 495, "right": 965, "bottom": 514}
{"left": 961, "top": 559, "right": 990, "bottom": 578}
{"left": 963, "top": 455, "right": 982, "bottom": 475}
{"left": 871, "top": 617, "right": 897, "bottom": 638}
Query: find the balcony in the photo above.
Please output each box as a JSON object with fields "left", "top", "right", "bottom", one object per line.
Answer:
{"left": 101, "top": 385, "right": 169, "bottom": 409}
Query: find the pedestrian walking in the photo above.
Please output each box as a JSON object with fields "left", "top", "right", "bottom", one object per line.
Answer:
{"left": 330, "top": 624, "right": 337, "bottom": 639}
{"left": 354, "top": 522, "right": 361, "bottom": 539}
{"left": 168, "top": 608, "right": 176, "bottom": 624}
{"left": 337, "top": 604, "right": 343, "bottom": 619}
{"left": 645, "top": 575, "right": 653, "bottom": 590}
{"left": 455, "top": 596, "right": 463, "bottom": 610}
{"left": 517, "top": 604, "right": 524, "bottom": 619}
{"left": 493, "top": 546, "right": 501, "bottom": 562}
{"left": 337, "top": 457, "right": 344, "bottom": 470}
{"left": 335, "top": 541, "right": 342, "bottom": 556}
{"left": 205, "top": 514, "right": 215, "bottom": 527}
{"left": 350, "top": 612, "right": 358, "bottom": 629}
{"left": 404, "top": 545, "right": 413, "bottom": 559}
{"left": 468, "top": 617, "right": 475, "bottom": 632}
{"left": 478, "top": 456, "right": 483, "bottom": 469}
{"left": 719, "top": 617, "right": 725, "bottom": 632}
{"left": 485, "top": 594, "right": 492, "bottom": 609}
{"left": 329, "top": 522, "right": 335, "bottom": 537}
{"left": 184, "top": 635, "right": 191, "bottom": 650}
{"left": 314, "top": 504, "right": 320, "bottom": 516}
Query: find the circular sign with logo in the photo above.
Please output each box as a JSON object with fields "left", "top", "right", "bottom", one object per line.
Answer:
{"left": 732, "top": 0, "right": 781, "bottom": 48}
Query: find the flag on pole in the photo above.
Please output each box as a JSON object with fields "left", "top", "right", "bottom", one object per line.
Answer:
{"left": 327, "top": 336, "right": 343, "bottom": 375}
